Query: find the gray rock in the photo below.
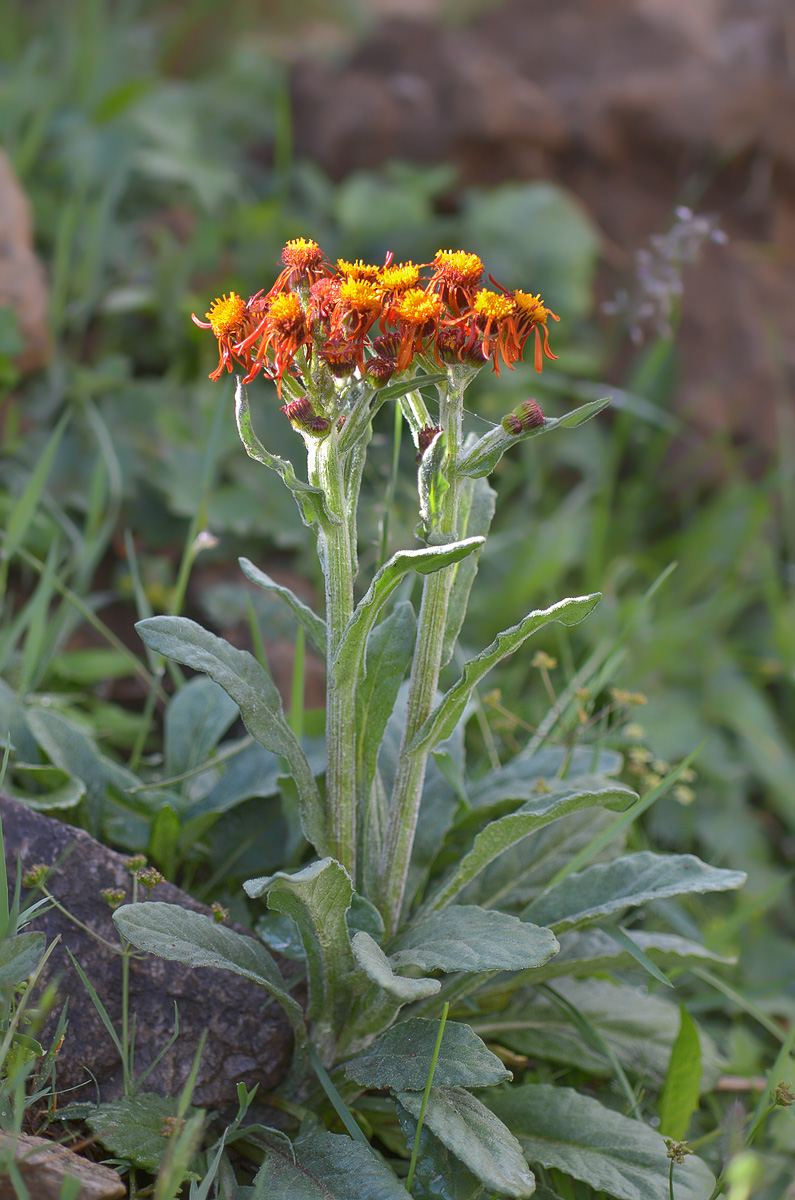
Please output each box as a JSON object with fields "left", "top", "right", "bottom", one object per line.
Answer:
{"left": 1, "top": 796, "right": 293, "bottom": 1108}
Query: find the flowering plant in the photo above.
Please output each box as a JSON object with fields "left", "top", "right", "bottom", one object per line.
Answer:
{"left": 113, "top": 239, "right": 743, "bottom": 1199}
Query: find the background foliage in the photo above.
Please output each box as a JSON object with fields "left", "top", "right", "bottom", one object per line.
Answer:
{"left": 1, "top": 0, "right": 794, "bottom": 1195}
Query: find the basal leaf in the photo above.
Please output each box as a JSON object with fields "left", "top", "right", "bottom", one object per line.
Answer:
{"left": 477, "top": 979, "right": 721, "bottom": 1088}
{"left": 85, "top": 1093, "right": 195, "bottom": 1172}
{"left": 397, "top": 1087, "right": 535, "bottom": 1199}
{"left": 239, "top": 557, "right": 327, "bottom": 656}
{"left": 489, "top": 1083, "right": 714, "bottom": 1200}
{"left": 389, "top": 906, "right": 558, "bottom": 973}
{"left": 526, "top": 927, "right": 735, "bottom": 984}
{"left": 410, "top": 594, "right": 601, "bottom": 756}
{"left": 244, "top": 858, "right": 354, "bottom": 1052}
{"left": 112, "top": 901, "right": 306, "bottom": 1045}
{"left": 351, "top": 931, "right": 441, "bottom": 1004}
{"left": 421, "top": 782, "right": 636, "bottom": 913}
{"left": 658, "top": 1007, "right": 702, "bottom": 1140}
{"left": 523, "top": 851, "right": 747, "bottom": 929}
{"left": 252, "top": 1131, "right": 408, "bottom": 1199}
{"left": 135, "top": 616, "right": 325, "bottom": 852}
{"left": 164, "top": 676, "right": 239, "bottom": 780}
{"left": 468, "top": 747, "right": 623, "bottom": 813}
{"left": 0, "top": 933, "right": 47, "bottom": 988}
{"left": 344, "top": 1018, "right": 510, "bottom": 1090}
{"left": 395, "top": 1100, "right": 488, "bottom": 1200}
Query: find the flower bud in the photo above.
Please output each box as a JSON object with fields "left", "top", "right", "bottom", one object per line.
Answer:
{"left": 415, "top": 425, "right": 441, "bottom": 463}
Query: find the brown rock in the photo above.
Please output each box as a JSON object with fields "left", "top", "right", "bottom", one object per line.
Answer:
{"left": 0, "top": 150, "right": 50, "bottom": 373}
{"left": 0, "top": 1130, "right": 125, "bottom": 1200}
{"left": 1, "top": 796, "right": 293, "bottom": 1108}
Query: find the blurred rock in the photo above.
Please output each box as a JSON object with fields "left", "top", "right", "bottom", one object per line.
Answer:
{"left": 0, "top": 1131, "right": 125, "bottom": 1200}
{"left": 290, "top": 0, "right": 795, "bottom": 454}
{"left": 0, "top": 150, "right": 50, "bottom": 373}
{"left": 1, "top": 796, "right": 293, "bottom": 1108}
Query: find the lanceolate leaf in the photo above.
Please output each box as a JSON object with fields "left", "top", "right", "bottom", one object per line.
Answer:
{"left": 475, "top": 979, "right": 722, "bottom": 1088}
{"left": 409, "top": 594, "right": 601, "bottom": 756}
{"left": 394, "top": 1102, "right": 487, "bottom": 1200}
{"left": 344, "top": 1018, "right": 510, "bottom": 1091}
{"left": 467, "top": 746, "right": 623, "bottom": 812}
{"left": 332, "top": 539, "right": 484, "bottom": 693}
{"left": 351, "top": 932, "right": 440, "bottom": 1003}
{"left": 164, "top": 676, "right": 239, "bottom": 780}
{"left": 389, "top": 906, "right": 559, "bottom": 973}
{"left": 397, "top": 1088, "right": 535, "bottom": 1199}
{"left": 421, "top": 782, "right": 636, "bottom": 914}
{"left": 356, "top": 602, "right": 416, "bottom": 800}
{"left": 489, "top": 1083, "right": 714, "bottom": 1200}
{"left": 441, "top": 477, "right": 496, "bottom": 667}
{"left": 244, "top": 859, "right": 354, "bottom": 1054}
{"left": 523, "top": 851, "right": 747, "bottom": 929}
{"left": 252, "top": 1131, "right": 409, "bottom": 1199}
{"left": 524, "top": 927, "right": 735, "bottom": 984}
{"left": 135, "top": 616, "right": 325, "bottom": 852}
{"left": 658, "top": 1007, "right": 702, "bottom": 1140}
{"left": 457, "top": 397, "right": 610, "bottom": 479}
{"left": 235, "top": 378, "right": 330, "bottom": 527}
{"left": 239, "top": 557, "right": 327, "bottom": 656}
{"left": 112, "top": 902, "right": 306, "bottom": 1047}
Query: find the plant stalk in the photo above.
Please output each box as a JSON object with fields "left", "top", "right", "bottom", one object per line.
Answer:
{"left": 309, "top": 430, "right": 358, "bottom": 878}
{"left": 377, "top": 375, "right": 463, "bottom": 935}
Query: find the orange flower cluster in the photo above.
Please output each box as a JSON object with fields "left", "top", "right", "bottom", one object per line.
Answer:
{"left": 192, "top": 239, "right": 559, "bottom": 390}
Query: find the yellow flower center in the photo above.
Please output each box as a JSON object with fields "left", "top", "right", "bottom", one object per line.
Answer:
{"left": 433, "top": 249, "right": 483, "bottom": 287}
{"left": 268, "top": 293, "right": 304, "bottom": 327}
{"left": 336, "top": 258, "right": 381, "bottom": 282}
{"left": 338, "top": 278, "right": 381, "bottom": 312}
{"left": 394, "top": 289, "right": 444, "bottom": 324}
{"left": 206, "top": 293, "right": 248, "bottom": 339}
{"left": 513, "top": 291, "right": 550, "bottom": 323}
{"left": 473, "top": 290, "right": 515, "bottom": 321}
{"left": 379, "top": 262, "right": 420, "bottom": 292}
{"left": 282, "top": 238, "right": 324, "bottom": 269}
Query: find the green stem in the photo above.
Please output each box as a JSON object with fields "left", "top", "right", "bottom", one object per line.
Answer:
{"left": 377, "top": 377, "right": 463, "bottom": 935}
{"left": 405, "top": 1002, "right": 450, "bottom": 1192}
{"left": 309, "top": 431, "right": 357, "bottom": 878}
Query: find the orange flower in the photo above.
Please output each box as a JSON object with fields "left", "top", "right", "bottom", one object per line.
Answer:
{"left": 508, "top": 290, "right": 560, "bottom": 372}
{"left": 336, "top": 258, "right": 381, "bottom": 282}
{"left": 428, "top": 250, "right": 484, "bottom": 315}
{"left": 392, "top": 289, "right": 444, "bottom": 371}
{"left": 270, "top": 238, "right": 331, "bottom": 294}
{"left": 330, "top": 278, "right": 383, "bottom": 361}
{"left": 237, "top": 292, "right": 309, "bottom": 391}
{"left": 378, "top": 261, "right": 421, "bottom": 297}
{"left": 191, "top": 292, "right": 254, "bottom": 380}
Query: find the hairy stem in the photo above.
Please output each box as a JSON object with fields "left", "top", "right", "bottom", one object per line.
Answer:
{"left": 377, "top": 376, "right": 464, "bottom": 935}
{"left": 309, "top": 430, "right": 358, "bottom": 877}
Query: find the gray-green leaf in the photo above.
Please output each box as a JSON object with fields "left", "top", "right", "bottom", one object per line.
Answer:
{"left": 441, "top": 477, "right": 496, "bottom": 666}
{"left": 252, "top": 1131, "right": 409, "bottom": 1199}
{"left": 344, "top": 1018, "right": 510, "bottom": 1090}
{"left": 397, "top": 1088, "right": 535, "bottom": 1199}
{"left": 85, "top": 1093, "right": 195, "bottom": 1172}
{"left": 356, "top": 602, "right": 416, "bottom": 801}
{"left": 351, "top": 931, "right": 440, "bottom": 1003}
{"left": 112, "top": 901, "right": 305, "bottom": 1044}
{"left": 164, "top": 676, "right": 239, "bottom": 780}
{"left": 239, "top": 557, "right": 327, "bottom": 656}
{"left": 410, "top": 594, "right": 601, "bottom": 756}
{"left": 244, "top": 858, "right": 354, "bottom": 1049}
{"left": 135, "top": 615, "right": 325, "bottom": 851}
{"left": 390, "top": 906, "right": 558, "bottom": 973}
{"left": 458, "top": 398, "right": 610, "bottom": 479}
{"left": 333, "top": 539, "right": 484, "bottom": 693}
{"left": 489, "top": 1083, "right": 714, "bottom": 1200}
{"left": 527, "top": 927, "right": 735, "bottom": 983}
{"left": 523, "top": 851, "right": 747, "bottom": 929}
{"left": 422, "top": 782, "right": 636, "bottom": 913}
